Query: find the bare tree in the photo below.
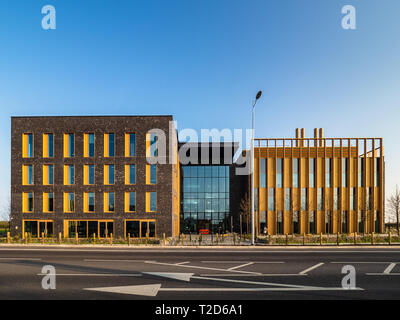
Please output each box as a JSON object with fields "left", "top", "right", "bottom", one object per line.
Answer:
{"left": 388, "top": 186, "right": 400, "bottom": 234}
{"left": 0, "top": 197, "right": 10, "bottom": 222}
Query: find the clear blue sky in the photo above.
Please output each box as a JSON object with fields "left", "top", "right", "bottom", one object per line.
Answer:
{"left": 0, "top": 0, "right": 399, "bottom": 217}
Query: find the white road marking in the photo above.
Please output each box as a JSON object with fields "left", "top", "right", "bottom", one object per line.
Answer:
{"left": 366, "top": 273, "right": 400, "bottom": 276}
{"left": 37, "top": 273, "right": 142, "bottom": 277}
{"left": 228, "top": 262, "right": 254, "bottom": 271}
{"left": 175, "top": 261, "right": 190, "bottom": 265}
{"left": 0, "top": 258, "right": 42, "bottom": 260}
{"left": 199, "top": 273, "right": 306, "bottom": 277}
{"left": 84, "top": 259, "right": 154, "bottom": 263}
{"left": 144, "top": 260, "right": 262, "bottom": 275}
{"left": 143, "top": 272, "right": 194, "bottom": 282}
{"left": 299, "top": 263, "right": 324, "bottom": 275}
{"left": 85, "top": 284, "right": 161, "bottom": 297}
{"left": 201, "top": 261, "right": 284, "bottom": 264}
{"left": 383, "top": 263, "right": 397, "bottom": 274}
{"left": 330, "top": 262, "right": 398, "bottom": 264}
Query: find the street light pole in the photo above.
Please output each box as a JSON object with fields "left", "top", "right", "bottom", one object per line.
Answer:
{"left": 251, "top": 91, "right": 262, "bottom": 246}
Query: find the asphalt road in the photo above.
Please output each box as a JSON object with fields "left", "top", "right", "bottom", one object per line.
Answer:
{"left": 0, "top": 246, "right": 400, "bottom": 300}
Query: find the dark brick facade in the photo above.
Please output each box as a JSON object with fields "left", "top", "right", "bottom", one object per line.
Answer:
{"left": 11, "top": 116, "right": 179, "bottom": 238}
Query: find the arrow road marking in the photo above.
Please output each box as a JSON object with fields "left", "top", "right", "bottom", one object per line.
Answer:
{"left": 143, "top": 272, "right": 194, "bottom": 282}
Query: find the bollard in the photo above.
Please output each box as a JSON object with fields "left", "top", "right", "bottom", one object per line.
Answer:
{"left": 93, "top": 233, "right": 96, "bottom": 245}
{"left": 58, "top": 232, "right": 62, "bottom": 245}
{"left": 233, "top": 233, "right": 236, "bottom": 246}
{"left": 286, "top": 234, "right": 288, "bottom": 246}
{"left": 389, "top": 232, "right": 392, "bottom": 245}
{"left": 371, "top": 232, "right": 374, "bottom": 245}
{"left": 128, "top": 233, "right": 131, "bottom": 246}
{"left": 337, "top": 232, "right": 340, "bottom": 246}
{"left": 75, "top": 233, "right": 78, "bottom": 244}
{"left": 354, "top": 232, "right": 357, "bottom": 245}
{"left": 7, "top": 232, "right": 10, "bottom": 244}
{"left": 320, "top": 233, "right": 322, "bottom": 246}
{"left": 303, "top": 233, "right": 305, "bottom": 246}
{"left": 25, "top": 232, "right": 28, "bottom": 244}
{"left": 110, "top": 233, "right": 113, "bottom": 245}
{"left": 41, "top": 232, "right": 45, "bottom": 245}
{"left": 216, "top": 233, "right": 219, "bottom": 245}
{"left": 163, "top": 233, "right": 166, "bottom": 246}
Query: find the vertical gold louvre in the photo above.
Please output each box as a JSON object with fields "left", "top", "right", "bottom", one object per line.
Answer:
{"left": 252, "top": 131, "right": 384, "bottom": 236}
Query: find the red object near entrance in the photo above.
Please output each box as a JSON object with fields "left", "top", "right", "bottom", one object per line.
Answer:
{"left": 199, "top": 229, "right": 209, "bottom": 235}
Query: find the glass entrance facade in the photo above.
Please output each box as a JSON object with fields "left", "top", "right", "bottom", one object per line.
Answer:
{"left": 181, "top": 165, "right": 230, "bottom": 234}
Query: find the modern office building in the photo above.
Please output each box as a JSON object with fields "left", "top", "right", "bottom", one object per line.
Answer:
{"left": 10, "top": 117, "right": 385, "bottom": 238}
{"left": 252, "top": 128, "right": 385, "bottom": 235}
{"left": 10, "top": 116, "right": 180, "bottom": 239}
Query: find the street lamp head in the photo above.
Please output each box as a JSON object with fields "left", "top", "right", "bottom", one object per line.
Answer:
{"left": 256, "top": 91, "right": 262, "bottom": 100}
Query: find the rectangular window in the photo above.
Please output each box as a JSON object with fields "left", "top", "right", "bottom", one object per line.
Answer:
{"left": 43, "top": 165, "right": 54, "bottom": 185}
{"left": 84, "top": 192, "right": 95, "bottom": 213}
{"left": 147, "top": 133, "right": 158, "bottom": 157}
{"left": 293, "top": 211, "right": 299, "bottom": 234}
{"left": 260, "top": 159, "right": 266, "bottom": 188}
{"left": 309, "top": 158, "right": 315, "bottom": 188}
{"left": 22, "top": 165, "right": 34, "bottom": 185}
{"left": 64, "top": 165, "right": 75, "bottom": 185}
{"left": 84, "top": 133, "right": 95, "bottom": 157}
{"left": 317, "top": 188, "right": 323, "bottom": 210}
{"left": 104, "top": 192, "right": 115, "bottom": 212}
{"left": 366, "top": 187, "right": 372, "bottom": 210}
{"left": 64, "top": 134, "right": 74, "bottom": 158}
{"left": 358, "top": 211, "right": 364, "bottom": 233}
{"left": 22, "top": 133, "right": 33, "bottom": 158}
{"left": 334, "top": 188, "right": 340, "bottom": 210}
{"left": 276, "top": 159, "right": 283, "bottom": 188}
{"left": 325, "top": 211, "right": 331, "bottom": 233}
{"left": 125, "top": 192, "right": 136, "bottom": 212}
{"left": 84, "top": 165, "right": 95, "bottom": 185}
{"left": 342, "top": 158, "right": 347, "bottom": 187}
{"left": 301, "top": 188, "right": 307, "bottom": 211}
{"left": 277, "top": 211, "right": 283, "bottom": 234}
{"left": 293, "top": 158, "right": 299, "bottom": 188}
{"left": 350, "top": 188, "right": 356, "bottom": 210}
{"left": 126, "top": 220, "right": 156, "bottom": 238}
{"left": 125, "top": 133, "right": 136, "bottom": 157}
{"left": 146, "top": 192, "right": 157, "bottom": 212}
{"left": 342, "top": 211, "right": 348, "bottom": 233}
{"left": 358, "top": 158, "right": 364, "bottom": 187}
{"left": 64, "top": 193, "right": 75, "bottom": 212}
{"left": 309, "top": 211, "right": 315, "bottom": 234}
{"left": 325, "top": 158, "right": 331, "bottom": 188}
{"left": 125, "top": 164, "right": 136, "bottom": 185}
{"left": 104, "top": 165, "right": 115, "bottom": 185}
{"left": 374, "top": 158, "right": 379, "bottom": 187}
{"left": 146, "top": 164, "right": 157, "bottom": 184}
{"left": 374, "top": 211, "right": 379, "bottom": 232}
{"left": 284, "top": 188, "right": 291, "bottom": 211}
{"left": 43, "top": 193, "right": 54, "bottom": 212}
{"left": 23, "top": 192, "right": 34, "bottom": 212}
{"left": 268, "top": 188, "right": 275, "bottom": 211}
{"left": 43, "top": 133, "right": 54, "bottom": 158}
{"left": 104, "top": 133, "right": 115, "bottom": 157}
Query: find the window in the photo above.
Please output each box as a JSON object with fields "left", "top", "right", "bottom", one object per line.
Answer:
{"left": 104, "top": 133, "right": 115, "bottom": 157}
{"left": 147, "top": 133, "right": 158, "bottom": 157}
{"left": 64, "top": 193, "right": 75, "bottom": 212}
{"left": 84, "top": 165, "right": 95, "bottom": 185}
{"left": 268, "top": 188, "right": 275, "bottom": 211}
{"left": 43, "top": 193, "right": 54, "bottom": 213}
{"left": 147, "top": 192, "right": 157, "bottom": 212}
{"left": 125, "top": 192, "right": 136, "bottom": 212}
{"left": 104, "top": 192, "right": 115, "bottom": 213}
{"left": 309, "top": 211, "right": 315, "bottom": 234}
{"left": 104, "top": 165, "right": 115, "bottom": 185}
{"left": 375, "top": 158, "right": 379, "bottom": 187}
{"left": 366, "top": 187, "right": 372, "bottom": 210}
{"left": 325, "top": 211, "right": 331, "bottom": 233}
{"left": 374, "top": 211, "right": 379, "bottom": 232}
{"left": 64, "top": 165, "right": 75, "bottom": 185}
{"left": 125, "top": 220, "right": 156, "bottom": 238}
{"left": 284, "top": 188, "right": 291, "bottom": 211}
{"left": 84, "top": 133, "right": 95, "bottom": 157}
{"left": 350, "top": 188, "right": 356, "bottom": 210}
{"left": 334, "top": 188, "right": 340, "bottom": 210}
{"left": 147, "top": 164, "right": 157, "bottom": 184}
{"left": 125, "top": 164, "right": 136, "bottom": 185}
{"left": 317, "top": 188, "right": 323, "bottom": 210}
{"left": 358, "top": 158, "right": 364, "bottom": 187}
{"left": 342, "top": 211, "right": 348, "bottom": 233}
{"left": 23, "top": 192, "right": 34, "bottom": 212}
{"left": 260, "top": 159, "right": 266, "bottom": 188}
{"left": 67, "top": 220, "right": 113, "bottom": 238}
{"left": 276, "top": 158, "right": 283, "bottom": 188}
{"left": 64, "top": 134, "right": 74, "bottom": 158}
{"left": 293, "top": 158, "right": 299, "bottom": 188}
{"left": 22, "top": 165, "right": 34, "bottom": 185}
{"left": 43, "top": 133, "right": 54, "bottom": 158}
{"left": 325, "top": 158, "right": 331, "bottom": 187}
{"left": 342, "top": 158, "right": 347, "bottom": 187}
{"left": 22, "top": 133, "right": 33, "bottom": 158}
{"left": 277, "top": 211, "right": 283, "bottom": 234}
{"left": 309, "top": 158, "right": 315, "bottom": 188}
{"left": 260, "top": 211, "right": 266, "bottom": 234}
{"left": 84, "top": 192, "right": 95, "bottom": 213}
{"left": 301, "top": 188, "right": 307, "bottom": 211}
{"left": 125, "top": 133, "right": 136, "bottom": 157}
{"left": 358, "top": 211, "right": 364, "bottom": 233}
{"left": 43, "top": 165, "right": 54, "bottom": 185}
{"left": 293, "top": 211, "right": 299, "bottom": 234}
{"left": 24, "top": 220, "right": 53, "bottom": 238}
